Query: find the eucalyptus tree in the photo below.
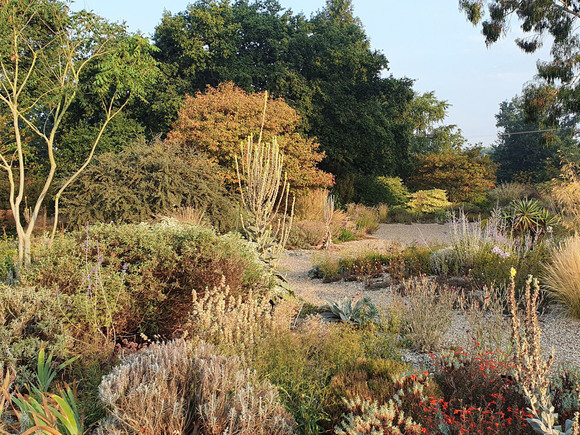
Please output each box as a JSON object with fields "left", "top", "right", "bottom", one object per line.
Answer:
{"left": 460, "top": 0, "right": 580, "bottom": 117}
{"left": 0, "top": 0, "right": 158, "bottom": 268}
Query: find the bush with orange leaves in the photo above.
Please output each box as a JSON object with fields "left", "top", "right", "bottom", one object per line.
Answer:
{"left": 167, "top": 82, "right": 333, "bottom": 192}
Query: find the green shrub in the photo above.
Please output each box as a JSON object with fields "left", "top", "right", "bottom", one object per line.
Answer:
{"left": 24, "top": 222, "right": 265, "bottom": 336}
{"left": 62, "top": 138, "right": 238, "bottom": 233}
{"left": 0, "top": 236, "right": 16, "bottom": 283}
{"left": 407, "top": 189, "right": 452, "bottom": 214}
{"left": 253, "top": 319, "right": 403, "bottom": 433}
{"left": 354, "top": 176, "right": 409, "bottom": 207}
{"left": 337, "top": 228, "right": 356, "bottom": 242}
{"left": 386, "top": 205, "right": 419, "bottom": 223}
{"left": 0, "top": 285, "right": 71, "bottom": 385}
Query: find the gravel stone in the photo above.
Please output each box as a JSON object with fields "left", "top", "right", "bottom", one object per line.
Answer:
{"left": 279, "top": 223, "right": 580, "bottom": 368}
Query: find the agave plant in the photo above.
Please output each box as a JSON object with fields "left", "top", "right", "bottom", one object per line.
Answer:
{"left": 326, "top": 295, "right": 378, "bottom": 325}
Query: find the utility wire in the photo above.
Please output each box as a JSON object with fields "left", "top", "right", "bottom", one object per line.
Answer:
{"left": 500, "top": 128, "right": 559, "bottom": 136}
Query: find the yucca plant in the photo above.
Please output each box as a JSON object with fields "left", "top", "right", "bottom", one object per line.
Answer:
{"left": 503, "top": 198, "right": 557, "bottom": 240}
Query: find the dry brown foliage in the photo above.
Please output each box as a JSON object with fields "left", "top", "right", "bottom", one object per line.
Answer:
{"left": 394, "top": 277, "right": 458, "bottom": 352}
{"left": 551, "top": 163, "right": 580, "bottom": 232}
{"left": 544, "top": 235, "right": 580, "bottom": 319}
{"left": 97, "top": 339, "right": 294, "bottom": 435}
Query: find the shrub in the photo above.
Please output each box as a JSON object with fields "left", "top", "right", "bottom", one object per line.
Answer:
{"left": 408, "top": 149, "right": 497, "bottom": 203}
{"left": 97, "top": 340, "right": 294, "bottom": 434}
{"left": 287, "top": 220, "right": 327, "bottom": 248}
{"left": 253, "top": 318, "right": 403, "bottom": 433}
{"left": 550, "top": 367, "right": 580, "bottom": 428}
{"left": 376, "top": 177, "right": 410, "bottom": 206}
{"left": 544, "top": 235, "right": 580, "bottom": 318}
{"left": 335, "top": 373, "right": 433, "bottom": 435}
{"left": 24, "top": 222, "right": 264, "bottom": 336}
{"left": 336, "top": 396, "right": 424, "bottom": 434}
{"left": 406, "top": 189, "right": 452, "bottom": 214}
{"left": 429, "top": 247, "right": 456, "bottom": 276}
{"left": 346, "top": 204, "right": 379, "bottom": 234}
{"left": 0, "top": 285, "right": 71, "bottom": 386}
{"left": 353, "top": 176, "right": 409, "bottom": 207}
{"left": 62, "top": 138, "right": 238, "bottom": 233}
{"left": 188, "top": 280, "right": 274, "bottom": 353}
{"left": 386, "top": 205, "right": 419, "bottom": 223}
{"left": 489, "top": 182, "right": 537, "bottom": 207}
{"left": 167, "top": 82, "right": 333, "bottom": 191}
{"left": 394, "top": 277, "right": 457, "bottom": 352}
{"left": 432, "top": 350, "right": 528, "bottom": 431}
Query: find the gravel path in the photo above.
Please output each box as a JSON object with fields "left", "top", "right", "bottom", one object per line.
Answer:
{"left": 278, "top": 223, "right": 580, "bottom": 368}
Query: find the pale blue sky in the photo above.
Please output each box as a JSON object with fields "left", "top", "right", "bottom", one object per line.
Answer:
{"left": 71, "top": 0, "right": 551, "bottom": 147}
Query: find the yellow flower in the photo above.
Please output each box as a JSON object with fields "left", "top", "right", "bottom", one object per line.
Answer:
{"left": 510, "top": 267, "right": 517, "bottom": 278}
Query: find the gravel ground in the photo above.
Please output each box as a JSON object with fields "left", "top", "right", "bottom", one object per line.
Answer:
{"left": 278, "top": 223, "right": 580, "bottom": 368}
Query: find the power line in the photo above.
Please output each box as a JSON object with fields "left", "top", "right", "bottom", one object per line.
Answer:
{"left": 500, "top": 128, "right": 559, "bottom": 136}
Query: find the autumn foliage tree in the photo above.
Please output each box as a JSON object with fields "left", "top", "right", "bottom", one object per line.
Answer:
{"left": 167, "top": 82, "right": 333, "bottom": 192}
{"left": 408, "top": 149, "right": 497, "bottom": 203}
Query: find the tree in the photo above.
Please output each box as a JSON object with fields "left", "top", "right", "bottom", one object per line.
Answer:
{"left": 459, "top": 0, "right": 580, "bottom": 116}
{"left": 149, "top": 0, "right": 301, "bottom": 134}
{"left": 296, "top": 0, "right": 415, "bottom": 193}
{"left": 408, "top": 149, "right": 497, "bottom": 203}
{"left": 492, "top": 94, "right": 579, "bottom": 182}
{"left": 405, "top": 92, "right": 467, "bottom": 155}
{"left": 62, "top": 139, "right": 237, "bottom": 232}
{"left": 151, "top": 0, "right": 416, "bottom": 199}
{"left": 0, "top": 0, "right": 157, "bottom": 268}
{"left": 166, "top": 82, "right": 333, "bottom": 191}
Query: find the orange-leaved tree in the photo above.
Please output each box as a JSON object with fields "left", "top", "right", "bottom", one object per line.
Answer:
{"left": 408, "top": 149, "right": 497, "bottom": 203}
{"left": 167, "top": 82, "right": 333, "bottom": 192}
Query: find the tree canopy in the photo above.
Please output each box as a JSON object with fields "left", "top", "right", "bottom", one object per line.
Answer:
{"left": 150, "top": 0, "right": 415, "bottom": 196}
{"left": 166, "top": 82, "right": 333, "bottom": 191}
{"left": 405, "top": 92, "right": 467, "bottom": 155}
{"left": 459, "top": 0, "right": 580, "bottom": 117}
{"left": 492, "top": 93, "right": 579, "bottom": 183}
{"left": 0, "top": 0, "right": 158, "bottom": 266}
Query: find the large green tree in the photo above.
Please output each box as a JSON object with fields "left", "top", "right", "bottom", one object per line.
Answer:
{"left": 405, "top": 92, "right": 467, "bottom": 155}
{"left": 493, "top": 93, "right": 579, "bottom": 182}
{"left": 0, "top": 0, "right": 157, "bottom": 267}
{"left": 150, "top": 0, "right": 415, "bottom": 200}
{"left": 459, "top": 0, "right": 580, "bottom": 117}
{"left": 149, "top": 0, "right": 302, "bottom": 134}
{"left": 296, "top": 0, "right": 415, "bottom": 186}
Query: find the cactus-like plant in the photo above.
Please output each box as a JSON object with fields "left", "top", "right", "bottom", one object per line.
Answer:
{"left": 326, "top": 296, "right": 378, "bottom": 325}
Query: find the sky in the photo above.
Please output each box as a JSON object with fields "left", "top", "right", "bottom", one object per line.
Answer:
{"left": 71, "top": 0, "right": 552, "bottom": 148}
